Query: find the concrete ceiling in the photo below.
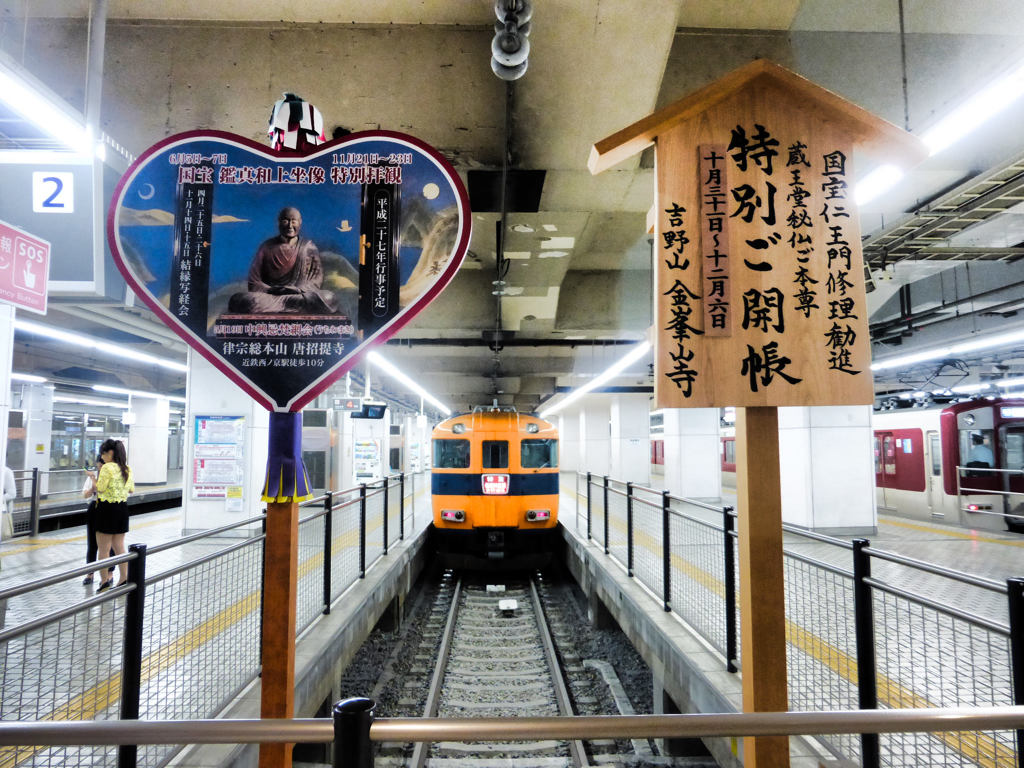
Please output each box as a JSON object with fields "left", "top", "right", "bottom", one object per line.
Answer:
{"left": 2, "top": 0, "right": 1024, "bottom": 415}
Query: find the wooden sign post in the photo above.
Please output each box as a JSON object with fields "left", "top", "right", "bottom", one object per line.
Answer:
{"left": 260, "top": 499, "right": 299, "bottom": 768}
{"left": 590, "top": 60, "right": 924, "bottom": 767}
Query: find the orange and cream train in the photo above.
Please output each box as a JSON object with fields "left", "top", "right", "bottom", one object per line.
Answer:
{"left": 431, "top": 406, "right": 559, "bottom": 567}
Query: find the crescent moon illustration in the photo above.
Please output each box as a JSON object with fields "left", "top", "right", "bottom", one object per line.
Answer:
{"left": 138, "top": 183, "right": 155, "bottom": 200}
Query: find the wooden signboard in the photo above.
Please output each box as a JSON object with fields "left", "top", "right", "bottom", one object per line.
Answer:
{"left": 591, "top": 60, "right": 925, "bottom": 768}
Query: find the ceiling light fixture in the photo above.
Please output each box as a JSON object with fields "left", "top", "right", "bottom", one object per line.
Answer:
{"left": 855, "top": 57, "right": 1024, "bottom": 205}
{"left": 871, "top": 328, "right": 1024, "bottom": 372}
{"left": 539, "top": 341, "right": 651, "bottom": 418}
{"left": 53, "top": 394, "right": 130, "bottom": 408}
{"left": 15, "top": 318, "right": 188, "bottom": 372}
{"left": 11, "top": 372, "right": 46, "bottom": 383}
{"left": 367, "top": 351, "right": 451, "bottom": 416}
{"left": 92, "top": 384, "right": 185, "bottom": 403}
{"left": 0, "top": 64, "right": 93, "bottom": 156}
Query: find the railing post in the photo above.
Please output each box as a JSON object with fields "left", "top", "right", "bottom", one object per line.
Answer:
{"left": 586, "top": 472, "right": 592, "bottom": 541}
{"left": 382, "top": 479, "right": 390, "bottom": 556}
{"left": 661, "top": 490, "right": 671, "bottom": 612}
{"left": 722, "top": 506, "right": 737, "bottom": 673}
{"left": 30, "top": 467, "right": 40, "bottom": 537}
{"left": 1007, "top": 577, "right": 1024, "bottom": 766}
{"left": 359, "top": 484, "right": 367, "bottom": 578}
{"left": 626, "top": 481, "right": 634, "bottom": 577}
{"left": 332, "top": 697, "right": 375, "bottom": 768}
{"left": 118, "top": 544, "right": 147, "bottom": 768}
{"left": 399, "top": 473, "right": 405, "bottom": 540}
{"left": 323, "top": 492, "right": 333, "bottom": 614}
{"left": 603, "top": 476, "right": 610, "bottom": 555}
{"left": 852, "top": 538, "right": 880, "bottom": 768}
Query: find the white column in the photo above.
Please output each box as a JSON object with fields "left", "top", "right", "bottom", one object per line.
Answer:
{"left": 556, "top": 410, "right": 580, "bottom": 474}
{"left": 778, "top": 405, "right": 876, "bottom": 533}
{"left": 128, "top": 397, "right": 169, "bottom": 484}
{"left": 335, "top": 409, "right": 355, "bottom": 488}
{"left": 22, "top": 382, "right": 54, "bottom": 493}
{"left": 662, "top": 408, "right": 720, "bottom": 501}
{"left": 182, "top": 352, "right": 267, "bottom": 535}
{"left": 610, "top": 394, "right": 650, "bottom": 485}
{"left": 415, "top": 413, "right": 429, "bottom": 471}
{"left": 578, "top": 398, "right": 610, "bottom": 478}
{"left": 0, "top": 304, "right": 13, "bottom": 543}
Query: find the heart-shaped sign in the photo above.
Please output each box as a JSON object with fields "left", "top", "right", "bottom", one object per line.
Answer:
{"left": 108, "top": 130, "right": 470, "bottom": 411}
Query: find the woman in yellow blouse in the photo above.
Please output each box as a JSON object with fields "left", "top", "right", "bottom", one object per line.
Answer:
{"left": 88, "top": 439, "right": 134, "bottom": 591}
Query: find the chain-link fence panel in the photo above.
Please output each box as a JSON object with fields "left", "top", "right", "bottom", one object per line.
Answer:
{"left": 668, "top": 508, "right": 729, "bottom": 657}
{"left": 782, "top": 552, "right": 859, "bottom": 763}
{"left": 386, "top": 477, "right": 402, "bottom": 549}
{"left": 138, "top": 539, "right": 263, "bottom": 768}
{"left": 630, "top": 493, "right": 664, "bottom": 602}
{"left": 588, "top": 477, "right": 606, "bottom": 548}
{"left": 0, "top": 595, "right": 125, "bottom": 767}
{"left": 605, "top": 480, "right": 629, "bottom": 568}
{"left": 364, "top": 487, "right": 385, "bottom": 569}
{"left": 296, "top": 512, "right": 326, "bottom": 634}
{"left": 872, "top": 586, "right": 1015, "bottom": 768}
{"left": 330, "top": 496, "right": 363, "bottom": 600}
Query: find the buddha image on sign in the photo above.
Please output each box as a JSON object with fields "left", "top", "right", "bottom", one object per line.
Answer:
{"left": 227, "top": 207, "right": 339, "bottom": 315}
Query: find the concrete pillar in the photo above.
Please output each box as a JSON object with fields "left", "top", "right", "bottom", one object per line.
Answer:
{"left": 335, "top": 408, "right": 355, "bottom": 489}
{"left": 556, "top": 410, "right": 580, "bottom": 474}
{"left": 578, "top": 398, "right": 610, "bottom": 478}
{"left": 609, "top": 394, "right": 650, "bottom": 485}
{"left": 414, "top": 413, "right": 429, "bottom": 471}
{"left": 182, "top": 351, "right": 267, "bottom": 535}
{"left": 128, "top": 396, "right": 169, "bottom": 484}
{"left": 22, "top": 382, "right": 53, "bottom": 493}
{"left": 662, "top": 408, "right": 720, "bottom": 501}
{"left": 778, "top": 405, "right": 876, "bottom": 534}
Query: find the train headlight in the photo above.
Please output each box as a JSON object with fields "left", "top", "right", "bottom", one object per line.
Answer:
{"left": 526, "top": 509, "right": 550, "bottom": 522}
{"left": 526, "top": 422, "right": 539, "bottom": 433}
{"left": 441, "top": 509, "right": 465, "bottom": 522}
{"left": 452, "top": 423, "right": 466, "bottom": 434}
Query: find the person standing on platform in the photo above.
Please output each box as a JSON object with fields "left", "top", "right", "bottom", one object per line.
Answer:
{"left": 81, "top": 456, "right": 114, "bottom": 585}
{"left": 89, "top": 439, "right": 134, "bottom": 591}
{"left": 1, "top": 464, "right": 15, "bottom": 565}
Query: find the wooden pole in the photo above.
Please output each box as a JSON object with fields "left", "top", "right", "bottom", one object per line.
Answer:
{"left": 259, "top": 499, "right": 299, "bottom": 768}
{"left": 735, "top": 406, "right": 789, "bottom": 767}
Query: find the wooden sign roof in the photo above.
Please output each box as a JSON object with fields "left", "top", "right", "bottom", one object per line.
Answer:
{"left": 589, "top": 58, "right": 926, "bottom": 174}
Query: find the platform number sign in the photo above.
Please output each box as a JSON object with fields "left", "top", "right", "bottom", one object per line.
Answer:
{"left": 32, "top": 171, "right": 74, "bottom": 213}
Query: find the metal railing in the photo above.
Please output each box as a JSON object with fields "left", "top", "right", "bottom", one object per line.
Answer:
{"left": 574, "top": 471, "right": 1024, "bottom": 768}
{"left": 1, "top": 702, "right": 1024, "bottom": 768}
{"left": 955, "top": 465, "right": 1024, "bottom": 523}
{"left": 0, "top": 471, "right": 422, "bottom": 768}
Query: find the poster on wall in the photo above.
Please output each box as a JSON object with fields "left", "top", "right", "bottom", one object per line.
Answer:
{"left": 108, "top": 130, "right": 471, "bottom": 412}
{"left": 192, "top": 415, "right": 245, "bottom": 499}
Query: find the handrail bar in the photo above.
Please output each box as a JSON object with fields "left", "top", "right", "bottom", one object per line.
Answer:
{"left": 862, "top": 545, "right": 1007, "bottom": 593}
{"left": 863, "top": 576, "right": 1010, "bottom": 635}
{"left": 956, "top": 466, "right": 1024, "bottom": 475}
{"left": 0, "top": 552, "right": 137, "bottom": 601}
{"left": 146, "top": 514, "right": 266, "bottom": 555}
{"left": 1, "top": 706, "right": 1024, "bottom": 745}
{"left": 781, "top": 524, "right": 855, "bottom": 549}
{"left": 147, "top": 536, "right": 265, "bottom": 585}
{"left": 0, "top": 583, "right": 134, "bottom": 644}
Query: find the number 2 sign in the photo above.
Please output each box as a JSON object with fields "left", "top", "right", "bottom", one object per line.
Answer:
{"left": 32, "top": 171, "right": 74, "bottom": 213}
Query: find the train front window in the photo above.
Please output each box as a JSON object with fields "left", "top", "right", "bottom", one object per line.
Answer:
{"left": 522, "top": 439, "right": 557, "bottom": 469}
{"left": 482, "top": 440, "right": 508, "bottom": 469}
{"left": 960, "top": 429, "right": 995, "bottom": 468}
{"left": 433, "top": 439, "right": 470, "bottom": 469}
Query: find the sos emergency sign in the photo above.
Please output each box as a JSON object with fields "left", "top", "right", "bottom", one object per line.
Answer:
{"left": 0, "top": 219, "right": 50, "bottom": 315}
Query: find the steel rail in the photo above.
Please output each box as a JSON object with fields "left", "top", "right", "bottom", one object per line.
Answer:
{"left": 529, "top": 577, "right": 589, "bottom": 767}
{"left": 3, "top": 706, "right": 1024, "bottom": 746}
{"left": 408, "top": 575, "right": 462, "bottom": 768}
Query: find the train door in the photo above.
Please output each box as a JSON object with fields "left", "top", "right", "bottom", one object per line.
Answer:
{"left": 874, "top": 432, "right": 897, "bottom": 508}
{"left": 998, "top": 424, "right": 1024, "bottom": 527}
{"left": 925, "top": 430, "right": 943, "bottom": 516}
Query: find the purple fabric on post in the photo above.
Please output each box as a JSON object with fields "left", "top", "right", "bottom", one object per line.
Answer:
{"left": 262, "top": 411, "right": 313, "bottom": 502}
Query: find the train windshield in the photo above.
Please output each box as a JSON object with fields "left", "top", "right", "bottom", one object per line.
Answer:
{"left": 433, "top": 439, "right": 470, "bottom": 468}
{"left": 521, "top": 439, "right": 557, "bottom": 469}
{"left": 482, "top": 440, "right": 508, "bottom": 469}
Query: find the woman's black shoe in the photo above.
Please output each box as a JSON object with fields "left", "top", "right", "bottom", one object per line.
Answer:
{"left": 96, "top": 579, "right": 113, "bottom": 593}
{"left": 82, "top": 576, "right": 94, "bottom": 585}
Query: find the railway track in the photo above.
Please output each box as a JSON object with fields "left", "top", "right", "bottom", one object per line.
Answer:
{"left": 409, "top": 575, "right": 587, "bottom": 767}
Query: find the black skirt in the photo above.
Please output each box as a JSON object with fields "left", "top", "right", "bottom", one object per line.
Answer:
{"left": 95, "top": 499, "right": 129, "bottom": 534}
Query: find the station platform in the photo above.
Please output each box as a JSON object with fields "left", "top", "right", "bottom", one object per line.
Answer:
{"left": 0, "top": 472, "right": 1020, "bottom": 767}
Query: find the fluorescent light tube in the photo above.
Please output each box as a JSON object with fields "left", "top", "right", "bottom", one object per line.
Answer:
{"left": 872, "top": 328, "right": 1024, "bottom": 372}
{"left": 367, "top": 351, "right": 451, "bottom": 416}
{"left": 15, "top": 319, "right": 188, "bottom": 372}
{"left": 540, "top": 341, "right": 650, "bottom": 418}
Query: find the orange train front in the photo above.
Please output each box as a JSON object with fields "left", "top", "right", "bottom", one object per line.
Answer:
{"left": 431, "top": 406, "right": 559, "bottom": 567}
